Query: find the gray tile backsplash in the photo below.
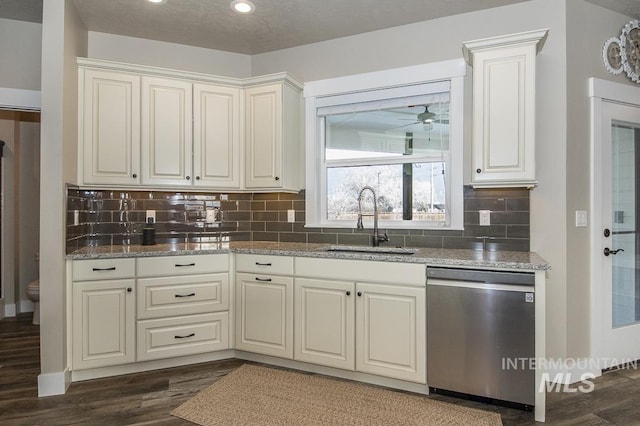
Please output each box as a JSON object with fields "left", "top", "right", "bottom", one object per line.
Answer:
{"left": 66, "top": 186, "right": 530, "bottom": 253}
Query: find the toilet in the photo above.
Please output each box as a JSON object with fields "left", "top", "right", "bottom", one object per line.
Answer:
{"left": 26, "top": 280, "right": 40, "bottom": 325}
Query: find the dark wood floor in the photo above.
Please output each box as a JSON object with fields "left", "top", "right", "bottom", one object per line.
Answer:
{"left": 1, "top": 314, "right": 639, "bottom": 425}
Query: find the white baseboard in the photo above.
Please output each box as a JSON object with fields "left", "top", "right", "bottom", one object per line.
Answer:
{"left": 4, "top": 303, "right": 16, "bottom": 317}
{"left": 19, "top": 300, "right": 34, "bottom": 313}
{"left": 38, "top": 368, "right": 71, "bottom": 397}
{"left": 544, "top": 357, "right": 601, "bottom": 384}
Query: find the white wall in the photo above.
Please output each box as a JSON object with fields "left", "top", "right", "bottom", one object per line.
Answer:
{"left": 254, "top": 0, "right": 570, "bottom": 359}
{"left": 39, "top": 0, "right": 87, "bottom": 396}
{"left": 565, "top": 0, "right": 632, "bottom": 357}
{"left": 87, "top": 32, "right": 252, "bottom": 78}
{"left": 0, "top": 18, "right": 42, "bottom": 91}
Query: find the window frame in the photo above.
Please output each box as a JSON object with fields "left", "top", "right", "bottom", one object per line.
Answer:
{"left": 304, "top": 60, "right": 467, "bottom": 230}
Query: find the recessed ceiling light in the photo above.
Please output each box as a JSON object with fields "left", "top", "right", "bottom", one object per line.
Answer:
{"left": 230, "top": 0, "right": 255, "bottom": 14}
{"left": 147, "top": 0, "right": 167, "bottom": 4}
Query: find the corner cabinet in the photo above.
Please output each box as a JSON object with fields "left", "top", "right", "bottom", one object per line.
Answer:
{"left": 244, "top": 80, "right": 302, "bottom": 191}
{"left": 463, "top": 29, "right": 548, "bottom": 188}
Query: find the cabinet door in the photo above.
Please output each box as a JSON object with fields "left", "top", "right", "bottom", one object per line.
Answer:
{"left": 355, "top": 283, "right": 426, "bottom": 383}
{"left": 235, "top": 272, "right": 293, "bottom": 359}
{"left": 193, "top": 84, "right": 241, "bottom": 188}
{"left": 72, "top": 279, "right": 136, "bottom": 370}
{"left": 245, "top": 84, "right": 283, "bottom": 189}
{"left": 81, "top": 69, "right": 140, "bottom": 185}
{"left": 141, "top": 76, "right": 193, "bottom": 186}
{"left": 294, "top": 278, "right": 354, "bottom": 370}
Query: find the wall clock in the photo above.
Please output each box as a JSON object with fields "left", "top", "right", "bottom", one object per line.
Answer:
{"left": 603, "top": 37, "right": 623, "bottom": 75}
{"left": 621, "top": 20, "right": 640, "bottom": 83}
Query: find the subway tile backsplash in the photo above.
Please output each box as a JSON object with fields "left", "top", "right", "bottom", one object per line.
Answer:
{"left": 66, "top": 186, "right": 530, "bottom": 254}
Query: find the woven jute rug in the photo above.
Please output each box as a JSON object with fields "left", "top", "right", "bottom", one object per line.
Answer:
{"left": 171, "top": 364, "right": 503, "bottom": 425}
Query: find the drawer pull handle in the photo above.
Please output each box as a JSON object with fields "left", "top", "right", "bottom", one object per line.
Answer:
{"left": 255, "top": 277, "right": 272, "bottom": 282}
{"left": 175, "top": 263, "right": 196, "bottom": 267}
{"left": 175, "top": 293, "right": 196, "bottom": 298}
{"left": 255, "top": 262, "right": 272, "bottom": 266}
{"left": 174, "top": 333, "right": 195, "bottom": 339}
{"left": 92, "top": 267, "right": 116, "bottom": 271}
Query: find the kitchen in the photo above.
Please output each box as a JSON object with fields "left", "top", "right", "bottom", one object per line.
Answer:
{"left": 2, "top": 0, "right": 640, "bottom": 424}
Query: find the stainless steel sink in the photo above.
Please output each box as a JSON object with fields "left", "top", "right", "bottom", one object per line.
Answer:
{"left": 322, "top": 245, "right": 416, "bottom": 255}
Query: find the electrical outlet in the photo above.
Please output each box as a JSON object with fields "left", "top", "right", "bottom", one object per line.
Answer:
{"left": 74, "top": 210, "right": 80, "bottom": 225}
{"left": 479, "top": 210, "right": 491, "bottom": 226}
{"left": 146, "top": 210, "right": 156, "bottom": 223}
{"left": 206, "top": 208, "right": 217, "bottom": 223}
{"left": 287, "top": 209, "right": 295, "bottom": 223}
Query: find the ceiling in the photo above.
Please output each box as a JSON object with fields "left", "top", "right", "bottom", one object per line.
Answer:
{"left": 2, "top": 0, "right": 640, "bottom": 55}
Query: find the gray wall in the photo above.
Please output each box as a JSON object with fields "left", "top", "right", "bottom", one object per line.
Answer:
{"left": 565, "top": 0, "right": 632, "bottom": 357}
{"left": 253, "top": 0, "right": 571, "bottom": 359}
{"left": 0, "top": 18, "right": 42, "bottom": 91}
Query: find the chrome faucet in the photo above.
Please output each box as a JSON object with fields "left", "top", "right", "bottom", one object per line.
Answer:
{"left": 356, "top": 186, "right": 389, "bottom": 247}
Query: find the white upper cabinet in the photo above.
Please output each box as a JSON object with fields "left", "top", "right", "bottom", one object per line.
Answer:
{"left": 193, "top": 84, "right": 241, "bottom": 188}
{"left": 141, "top": 76, "right": 193, "bottom": 186}
{"left": 78, "top": 59, "right": 301, "bottom": 191}
{"left": 79, "top": 68, "right": 141, "bottom": 185}
{"left": 245, "top": 81, "right": 302, "bottom": 191}
{"left": 463, "top": 29, "right": 548, "bottom": 188}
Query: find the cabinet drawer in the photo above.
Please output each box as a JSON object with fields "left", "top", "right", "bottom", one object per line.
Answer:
{"left": 137, "top": 312, "right": 229, "bottom": 361}
{"left": 137, "top": 254, "right": 228, "bottom": 277}
{"left": 235, "top": 254, "right": 293, "bottom": 275}
{"left": 137, "top": 273, "right": 229, "bottom": 319}
{"left": 72, "top": 258, "right": 136, "bottom": 281}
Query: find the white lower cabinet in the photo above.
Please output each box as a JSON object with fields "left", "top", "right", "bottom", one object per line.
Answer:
{"left": 234, "top": 254, "right": 295, "bottom": 359}
{"left": 294, "top": 258, "right": 426, "bottom": 384}
{"left": 294, "top": 278, "right": 354, "bottom": 370}
{"left": 355, "top": 282, "right": 425, "bottom": 383}
{"left": 136, "top": 254, "right": 230, "bottom": 362}
{"left": 72, "top": 278, "right": 136, "bottom": 370}
{"left": 235, "top": 272, "right": 294, "bottom": 359}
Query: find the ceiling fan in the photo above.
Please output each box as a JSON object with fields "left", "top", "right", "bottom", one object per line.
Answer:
{"left": 390, "top": 105, "right": 449, "bottom": 130}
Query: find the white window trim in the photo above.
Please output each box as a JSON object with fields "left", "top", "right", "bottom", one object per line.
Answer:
{"left": 304, "top": 59, "right": 466, "bottom": 230}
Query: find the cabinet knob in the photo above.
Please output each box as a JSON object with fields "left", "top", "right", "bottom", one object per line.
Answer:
{"left": 186, "top": 176, "right": 191, "bottom": 180}
{"left": 196, "top": 176, "right": 201, "bottom": 180}
{"left": 357, "top": 291, "right": 362, "bottom": 297}
{"left": 132, "top": 173, "right": 137, "bottom": 178}
{"left": 275, "top": 176, "right": 280, "bottom": 181}
{"left": 346, "top": 291, "right": 351, "bottom": 296}
{"left": 476, "top": 168, "right": 482, "bottom": 174}
{"left": 127, "top": 287, "right": 132, "bottom": 293}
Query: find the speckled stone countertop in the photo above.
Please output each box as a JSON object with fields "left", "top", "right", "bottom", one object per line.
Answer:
{"left": 67, "top": 241, "right": 550, "bottom": 271}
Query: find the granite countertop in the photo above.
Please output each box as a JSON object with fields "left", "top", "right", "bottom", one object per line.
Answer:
{"left": 67, "top": 241, "right": 550, "bottom": 271}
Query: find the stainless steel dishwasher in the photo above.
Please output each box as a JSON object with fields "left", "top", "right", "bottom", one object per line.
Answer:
{"left": 427, "top": 267, "right": 535, "bottom": 407}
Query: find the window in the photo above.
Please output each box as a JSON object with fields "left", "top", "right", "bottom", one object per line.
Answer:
{"left": 304, "top": 60, "right": 466, "bottom": 229}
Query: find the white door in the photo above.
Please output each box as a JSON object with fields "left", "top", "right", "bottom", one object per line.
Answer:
{"left": 595, "top": 99, "right": 640, "bottom": 367}
{"left": 355, "top": 282, "right": 426, "bottom": 383}
{"left": 193, "top": 84, "right": 241, "bottom": 188}
{"left": 235, "top": 273, "right": 293, "bottom": 359}
{"left": 294, "top": 278, "right": 355, "bottom": 370}
{"left": 141, "top": 76, "right": 193, "bottom": 186}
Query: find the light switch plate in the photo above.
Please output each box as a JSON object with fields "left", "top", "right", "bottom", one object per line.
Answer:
{"left": 287, "top": 209, "right": 295, "bottom": 223}
{"left": 576, "top": 210, "right": 588, "bottom": 227}
{"left": 479, "top": 210, "right": 491, "bottom": 226}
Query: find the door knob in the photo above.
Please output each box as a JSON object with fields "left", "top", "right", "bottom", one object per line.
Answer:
{"left": 604, "top": 247, "right": 624, "bottom": 256}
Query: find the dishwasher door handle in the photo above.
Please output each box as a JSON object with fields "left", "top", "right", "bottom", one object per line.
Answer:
{"left": 427, "top": 267, "right": 535, "bottom": 286}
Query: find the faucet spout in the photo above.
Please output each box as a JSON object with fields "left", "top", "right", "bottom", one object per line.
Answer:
{"left": 357, "top": 186, "right": 389, "bottom": 247}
